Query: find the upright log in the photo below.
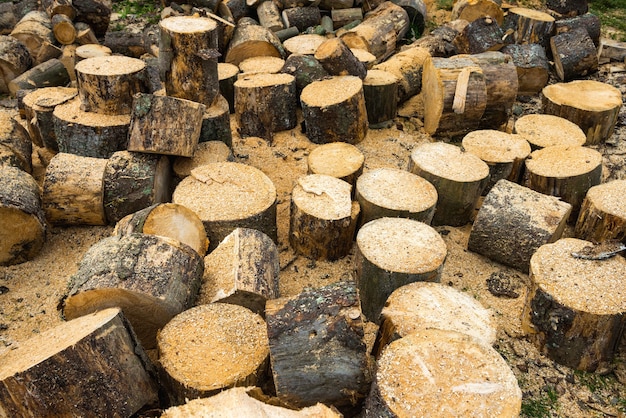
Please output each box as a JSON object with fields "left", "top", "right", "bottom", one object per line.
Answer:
{"left": 218, "top": 62, "right": 240, "bottom": 112}
{"left": 22, "top": 86, "right": 77, "bottom": 151}
{"left": 500, "top": 44, "right": 549, "bottom": 96}
{"left": 575, "top": 180, "right": 626, "bottom": 243}
{"left": 307, "top": 142, "right": 364, "bottom": 187}
{"left": 362, "top": 69, "right": 397, "bottom": 127}
{"left": 504, "top": 7, "right": 555, "bottom": 47}
{"left": 550, "top": 27, "right": 598, "bottom": 81}
{"left": 513, "top": 113, "right": 587, "bottom": 149}
{"left": 372, "top": 45, "right": 430, "bottom": 102}
{"left": 200, "top": 94, "right": 233, "bottom": 146}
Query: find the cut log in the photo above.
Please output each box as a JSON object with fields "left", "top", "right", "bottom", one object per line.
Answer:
{"left": 0, "top": 3, "right": 17, "bottom": 36}
{"left": 7, "top": 57, "right": 70, "bottom": 97}
{"left": 331, "top": 7, "right": 362, "bottom": 30}
{"left": 42, "top": 0, "right": 77, "bottom": 19}
{"left": 281, "top": 6, "right": 321, "bottom": 32}
{"left": 221, "top": 0, "right": 250, "bottom": 22}
{"left": 53, "top": 97, "right": 130, "bottom": 158}
{"left": 356, "top": 217, "right": 447, "bottom": 322}
{"left": 307, "top": 142, "right": 364, "bottom": 187}
{"left": 393, "top": 0, "right": 427, "bottom": 37}
{"left": 0, "top": 111, "right": 32, "bottom": 173}
{"left": 239, "top": 55, "right": 285, "bottom": 76}
{"left": 541, "top": 80, "right": 622, "bottom": 145}
{"left": 42, "top": 152, "right": 107, "bottom": 226}
{"left": 371, "top": 45, "right": 430, "bottom": 102}
{"left": 257, "top": 0, "right": 285, "bottom": 32}
{"left": 554, "top": 13, "right": 601, "bottom": 47}
{"left": 300, "top": 75, "right": 368, "bottom": 144}
{"left": 453, "top": 16, "right": 505, "bottom": 54}
{"left": 575, "top": 180, "right": 626, "bottom": 243}
{"left": 408, "top": 141, "right": 490, "bottom": 226}
{"left": 468, "top": 179, "right": 571, "bottom": 273}
{"left": 63, "top": 233, "right": 204, "bottom": 350}
{"left": 276, "top": 0, "right": 320, "bottom": 8}
{"left": 266, "top": 281, "right": 370, "bottom": 413}
{"left": 51, "top": 13, "right": 75, "bottom": 45}
{"left": 314, "top": 37, "right": 366, "bottom": 79}
{"left": 550, "top": 27, "right": 598, "bottom": 81}
{"left": 351, "top": 47, "right": 377, "bottom": 69}
{"left": 451, "top": 0, "right": 504, "bottom": 26}
{"left": 198, "top": 227, "right": 279, "bottom": 314}
{"left": 22, "top": 86, "right": 76, "bottom": 151}
{"left": 0, "top": 166, "right": 46, "bottom": 266}
{"left": 365, "top": 329, "right": 522, "bottom": 417}
{"left": 521, "top": 238, "right": 626, "bottom": 371}
{"left": 157, "top": 303, "right": 269, "bottom": 405}
{"left": 280, "top": 53, "right": 328, "bottom": 94}
{"left": 513, "top": 113, "right": 587, "bottom": 150}
{"left": 172, "top": 162, "right": 278, "bottom": 250}
{"left": 218, "top": 62, "right": 239, "bottom": 114}
{"left": 411, "top": 22, "right": 460, "bottom": 57}
{"left": 103, "top": 27, "right": 146, "bottom": 58}
{"left": 275, "top": 26, "right": 300, "bottom": 42}
{"left": 598, "top": 38, "right": 626, "bottom": 63}
{"left": 75, "top": 43, "right": 111, "bottom": 61}
{"left": 362, "top": 69, "right": 397, "bottom": 127}
{"left": 283, "top": 33, "right": 326, "bottom": 55}
{"left": 225, "top": 20, "right": 285, "bottom": 66}
{"left": 503, "top": 7, "right": 555, "bottom": 47}
{"left": 0, "top": 308, "right": 158, "bottom": 417}
{"left": 546, "top": 0, "right": 588, "bottom": 18}
{"left": 0, "top": 35, "right": 32, "bottom": 95}
{"left": 173, "top": 140, "right": 233, "bottom": 180}
{"left": 159, "top": 16, "right": 220, "bottom": 107}
{"left": 500, "top": 43, "right": 549, "bottom": 96}
{"left": 10, "top": 10, "right": 57, "bottom": 64}
{"left": 320, "top": 0, "right": 353, "bottom": 10}
{"left": 73, "top": 0, "right": 111, "bottom": 38}
{"left": 74, "top": 21, "right": 99, "bottom": 45}
{"left": 197, "top": 94, "right": 232, "bottom": 146}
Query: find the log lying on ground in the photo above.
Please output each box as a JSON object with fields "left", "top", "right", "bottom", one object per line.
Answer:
{"left": 0, "top": 3, "right": 17, "bottom": 36}
{"left": 158, "top": 303, "right": 269, "bottom": 405}
{"left": 0, "top": 35, "right": 32, "bottom": 94}
{"left": 22, "top": 86, "right": 76, "bottom": 151}
{"left": 266, "top": 281, "right": 370, "bottom": 413}
{"left": 10, "top": 10, "right": 57, "bottom": 64}
{"left": 257, "top": 0, "right": 284, "bottom": 32}
{"left": 281, "top": 6, "right": 321, "bottom": 32}
{"left": 365, "top": 329, "right": 522, "bottom": 417}
{"left": 500, "top": 44, "right": 549, "bottom": 96}
{"left": 200, "top": 94, "right": 232, "bottom": 146}
{"left": 63, "top": 233, "right": 204, "bottom": 349}
{"left": 453, "top": 16, "right": 505, "bottom": 54}
{"left": 8, "top": 58, "right": 70, "bottom": 97}
{"left": 550, "top": 27, "right": 598, "bottom": 81}
{"left": 42, "top": 0, "right": 77, "bottom": 20}
{"left": 504, "top": 7, "right": 555, "bottom": 47}
{"left": 75, "top": 43, "right": 111, "bottom": 62}
{"left": 225, "top": 19, "right": 285, "bottom": 66}
{"left": 307, "top": 142, "right": 364, "bottom": 188}
{"left": 0, "top": 308, "right": 158, "bottom": 417}
{"left": 73, "top": 0, "right": 112, "bottom": 38}
{"left": 362, "top": 69, "right": 397, "bottom": 127}
{"left": 522, "top": 238, "right": 626, "bottom": 371}
{"left": 0, "top": 112, "right": 32, "bottom": 173}
{"left": 513, "top": 113, "right": 587, "bottom": 149}
{"left": 598, "top": 38, "right": 626, "bottom": 63}
{"left": 371, "top": 45, "right": 430, "bottom": 102}
{"left": 173, "top": 140, "right": 233, "bottom": 180}
{"left": 411, "top": 21, "right": 461, "bottom": 57}
{"left": 451, "top": 0, "right": 504, "bottom": 25}
{"left": 331, "top": 7, "right": 362, "bottom": 29}
{"left": 314, "top": 37, "right": 366, "bottom": 79}
{"left": 51, "top": 13, "right": 75, "bottom": 45}
{"left": 575, "top": 180, "right": 626, "bottom": 243}
{"left": 546, "top": 0, "right": 588, "bottom": 18}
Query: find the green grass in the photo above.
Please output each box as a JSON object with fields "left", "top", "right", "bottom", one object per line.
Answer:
{"left": 521, "top": 386, "right": 559, "bottom": 418}
{"left": 112, "top": 0, "right": 160, "bottom": 26}
{"left": 590, "top": 0, "right": 626, "bottom": 41}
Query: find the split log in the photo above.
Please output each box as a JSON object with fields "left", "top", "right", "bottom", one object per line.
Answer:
{"left": 239, "top": 55, "right": 285, "bottom": 76}
{"left": 266, "top": 281, "right": 370, "bottom": 413}
{"left": 451, "top": 0, "right": 504, "bottom": 26}
{"left": 598, "top": 38, "right": 626, "bottom": 63}
{"left": 513, "top": 113, "right": 587, "bottom": 149}
{"left": 0, "top": 166, "right": 46, "bottom": 266}
{"left": 356, "top": 217, "right": 447, "bottom": 322}
{"left": 300, "top": 75, "right": 368, "bottom": 144}
{"left": 453, "top": 16, "right": 505, "bottom": 54}
{"left": 575, "top": 180, "right": 626, "bottom": 243}
{"left": 128, "top": 93, "right": 205, "bottom": 157}
{"left": 362, "top": 69, "right": 397, "bottom": 127}
{"left": 283, "top": 33, "right": 326, "bottom": 55}
{"left": 225, "top": 20, "right": 285, "bottom": 66}
{"left": 550, "top": 27, "right": 598, "bottom": 81}
{"left": 0, "top": 35, "right": 32, "bottom": 94}
{"left": 218, "top": 62, "right": 239, "bottom": 112}
{"left": 554, "top": 13, "right": 601, "bottom": 47}
{"left": 0, "top": 112, "right": 32, "bottom": 173}
{"left": 542, "top": 80, "right": 622, "bottom": 145}
{"left": 51, "top": 13, "right": 75, "bottom": 45}
{"left": 0, "top": 308, "right": 158, "bottom": 417}
{"left": 199, "top": 94, "right": 232, "bottom": 146}
{"left": 468, "top": 179, "right": 571, "bottom": 273}
{"left": 500, "top": 43, "right": 549, "bottom": 96}
{"left": 365, "top": 330, "right": 522, "bottom": 417}
{"left": 307, "top": 142, "right": 364, "bottom": 187}
{"left": 280, "top": 53, "right": 328, "bottom": 94}
{"left": 522, "top": 238, "right": 626, "bottom": 371}
{"left": 63, "top": 233, "right": 204, "bottom": 350}
{"left": 234, "top": 73, "right": 297, "bottom": 141}
{"left": 198, "top": 227, "right": 279, "bottom": 314}
{"left": 73, "top": 0, "right": 112, "bottom": 38}
{"left": 10, "top": 10, "right": 57, "bottom": 64}
{"left": 503, "top": 7, "right": 555, "bottom": 47}
{"left": 546, "top": 0, "right": 588, "bottom": 18}
{"left": 372, "top": 45, "right": 430, "bottom": 102}
{"left": 331, "top": 8, "right": 362, "bottom": 30}
{"left": 411, "top": 22, "right": 460, "bottom": 57}
{"left": 173, "top": 140, "right": 233, "bottom": 180}
{"left": 0, "top": 3, "right": 17, "bottom": 36}
{"left": 355, "top": 167, "right": 437, "bottom": 226}
{"left": 42, "top": 152, "right": 107, "bottom": 226}
{"left": 7, "top": 57, "right": 70, "bottom": 97}
{"left": 158, "top": 303, "right": 269, "bottom": 405}
{"left": 257, "top": 0, "right": 285, "bottom": 32}
{"left": 172, "top": 162, "right": 278, "bottom": 250}
{"left": 314, "top": 37, "right": 366, "bottom": 79}
{"left": 408, "top": 141, "right": 490, "bottom": 226}
{"left": 22, "top": 86, "right": 76, "bottom": 151}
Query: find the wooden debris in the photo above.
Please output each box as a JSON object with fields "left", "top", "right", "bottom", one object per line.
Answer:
{"left": 598, "top": 38, "right": 626, "bottom": 63}
{"left": 513, "top": 113, "right": 587, "bottom": 149}
{"left": 575, "top": 180, "right": 626, "bottom": 243}
{"left": 546, "top": 0, "right": 588, "bottom": 18}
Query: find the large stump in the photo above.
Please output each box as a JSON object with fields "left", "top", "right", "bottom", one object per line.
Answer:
{"left": 575, "top": 180, "right": 626, "bottom": 243}
{"left": 513, "top": 113, "right": 587, "bottom": 150}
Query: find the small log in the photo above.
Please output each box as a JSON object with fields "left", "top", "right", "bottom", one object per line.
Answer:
{"left": 575, "top": 180, "right": 626, "bottom": 243}
{"left": 320, "top": 0, "right": 353, "bottom": 9}
{"left": 225, "top": 20, "right": 284, "bottom": 66}
{"left": 63, "top": 233, "right": 204, "bottom": 350}
{"left": 282, "top": 6, "right": 321, "bottom": 32}
{"left": 0, "top": 308, "right": 158, "bottom": 417}
{"left": 546, "top": 0, "right": 588, "bottom": 18}
{"left": 238, "top": 55, "right": 285, "bottom": 76}
{"left": 521, "top": 238, "right": 626, "bottom": 371}
{"left": 0, "top": 112, "right": 32, "bottom": 173}
{"left": 453, "top": 16, "right": 505, "bottom": 54}
{"left": 372, "top": 45, "right": 430, "bottom": 102}
{"left": 393, "top": 0, "right": 427, "bottom": 37}
{"left": 307, "top": 142, "right": 364, "bottom": 187}
{"left": 221, "top": 0, "right": 250, "bottom": 22}
{"left": 550, "top": 27, "right": 598, "bottom": 81}
{"left": 257, "top": 0, "right": 285, "bottom": 32}
{"left": 356, "top": 217, "right": 447, "bottom": 322}
{"left": 408, "top": 141, "right": 490, "bottom": 226}
{"left": 158, "top": 303, "right": 269, "bottom": 405}
{"left": 218, "top": 62, "right": 239, "bottom": 113}
{"left": 411, "top": 22, "right": 460, "bottom": 57}
{"left": 541, "top": 80, "right": 622, "bottom": 145}
{"left": 300, "top": 75, "right": 368, "bottom": 144}
{"left": 0, "top": 3, "right": 17, "bottom": 36}
{"left": 598, "top": 38, "right": 626, "bottom": 63}
{"left": 103, "top": 28, "right": 146, "bottom": 58}
{"left": 0, "top": 166, "right": 47, "bottom": 266}
{"left": 331, "top": 8, "right": 362, "bottom": 30}
{"left": 22, "top": 86, "right": 76, "bottom": 151}
{"left": 314, "top": 37, "right": 366, "bottom": 79}
{"left": 51, "top": 13, "right": 75, "bottom": 45}
{"left": 554, "top": 13, "right": 601, "bottom": 47}
{"left": 10, "top": 10, "right": 56, "bottom": 64}
{"left": 365, "top": 330, "right": 522, "bottom": 417}
{"left": 280, "top": 53, "right": 328, "bottom": 94}
{"left": 500, "top": 43, "right": 549, "bottom": 96}
{"left": 73, "top": 0, "right": 111, "bottom": 38}
{"left": 275, "top": 26, "right": 300, "bottom": 42}
{"left": 74, "top": 21, "right": 98, "bottom": 45}
{"left": 173, "top": 140, "right": 233, "bottom": 180}
{"left": 172, "top": 162, "right": 278, "bottom": 250}
{"left": 513, "top": 113, "right": 587, "bottom": 149}
{"left": 234, "top": 72, "right": 297, "bottom": 141}
{"left": 128, "top": 93, "right": 205, "bottom": 157}
{"left": 451, "top": 0, "right": 504, "bottom": 26}
{"left": 355, "top": 167, "right": 437, "bottom": 226}
{"left": 42, "top": 152, "right": 108, "bottom": 226}
{"left": 504, "top": 7, "right": 555, "bottom": 47}
{"left": 283, "top": 33, "right": 326, "bottom": 55}
{"left": 0, "top": 35, "right": 31, "bottom": 95}
{"left": 8, "top": 58, "right": 70, "bottom": 97}
{"left": 362, "top": 69, "right": 397, "bottom": 127}
{"left": 266, "top": 281, "right": 370, "bottom": 412}
{"left": 198, "top": 227, "right": 279, "bottom": 314}
{"left": 289, "top": 174, "right": 359, "bottom": 260}
{"left": 199, "top": 94, "right": 232, "bottom": 146}
{"left": 351, "top": 47, "right": 377, "bottom": 69}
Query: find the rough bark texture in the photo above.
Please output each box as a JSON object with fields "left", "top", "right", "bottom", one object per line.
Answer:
{"left": 451, "top": 0, "right": 504, "bottom": 25}
{"left": 200, "top": 94, "right": 233, "bottom": 146}
{"left": 281, "top": 6, "right": 321, "bottom": 32}
{"left": 0, "top": 111, "right": 32, "bottom": 173}
{"left": 225, "top": 20, "right": 285, "bottom": 66}
{"left": 73, "top": 0, "right": 111, "bottom": 38}
{"left": 280, "top": 53, "right": 328, "bottom": 95}
{"left": 8, "top": 58, "right": 69, "bottom": 97}
{"left": 372, "top": 45, "right": 430, "bottom": 102}
{"left": 500, "top": 43, "right": 549, "bottom": 96}
{"left": 574, "top": 180, "right": 626, "bottom": 243}
{"left": 0, "top": 35, "right": 32, "bottom": 94}
{"left": 10, "top": 10, "right": 57, "bottom": 65}
{"left": 362, "top": 69, "right": 397, "bottom": 126}
{"left": 454, "top": 16, "right": 505, "bottom": 54}
{"left": 550, "top": 27, "right": 598, "bottom": 81}
{"left": 314, "top": 37, "right": 366, "bottom": 79}
{"left": 554, "top": 13, "right": 601, "bottom": 47}
{"left": 22, "top": 86, "right": 76, "bottom": 151}
{"left": 504, "top": 7, "right": 555, "bottom": 48}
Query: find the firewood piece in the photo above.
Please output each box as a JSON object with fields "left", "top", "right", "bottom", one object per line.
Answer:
{"left": 0, "top": 3, "right": 17, "bottom": 36}
{"left": 411, "top": 22, "right": 460, "bottom": 57}
{"left": 468, "top": 179, "right": 571, "bottom": 272}
{"left": 554, "top": 13, "right": 601, "bottom": 47}
{"left": 198, "top": 228, "right": 279, "bottom": 314}
{"left": 73, "top": 0, "right": 111, "bottom": 38}
{"left": 331, "top": 8, "right": 362, "bottom": 30}
{"left": 546, "top": 0, "right": 588, "bottom": 18}
{"left": 10, "top": 10, "right": 56, "bottom": 65}
{"left": 513, "top": 113, "right": 587, "bottom": 150}
{"left": 0, "top": 166, "right": 46, "bottom": 266}
{"left": 282, "top": 6, "right": 321, "bottom": 32}
{"left": 8, "top": 58, "right": 69, "bottom": 97}
{"left": 300, "top": 75, "right": 368, "bottom": 144}
{"left": 362, "top": 69, "right": 397, "bottom": 127}
{"left": 221, "top": 0, "right": 250, "bottom": 22}
{"left": 461, "top": 130, "right": 531, "bottom": 190}
{"left": 218, "top": 62, "right": 239, "bottom": 113}
{"left": 374, "top": 282, "right": 497, "bottom": 357}
{"left": 22, "top": 86, "right": 76, "bottom": 151}
{"left": 173, "top": 140, "right": 233, "bottom": 180}
{"left": 103, "top": 27, "right": 146, "bottom": 58}
{"left": 408, "top": 141, "right": 490, "bottom": 226}
{"left": 115, "top": 203, "right": 209, "bottom": 257}
{"left": 504, "top": 7, "right": 555, "bottom": 47}
{"left": 281, "top": 53, "right": 328, "bottom": 94}
{"left": 550, "top": 27, "right": 598, "bottom": 81}
{"left": 320, "top": 0, "right": 353, "bottom": 9}
{"left": 128, "top": 93, "right": 205, "bottom": 157}
{"left": 51, "top": 13, "right": 75, "bottom": 45}
{"left": 0, "top": 308, "right": 158, "bottom": 417}
{"left": 542, "top": 80, "right": 622, "bottom": 145}
{"left": 521, "top": 238, "right": 626, "bottom": 371}
{"left": 340, "top": 1, "right": 409, "bottom": 62}
{"left": 172, "top": 162, "right": 278, "bottom": 250}
{"left": 0, "top": 112, "right": 32, "bottom": 173}
{"left": 198, "top": 94, "right": 232, "bottom": 146}
{"left": 500, "top": 43, "right": 549, "bottom": 96}
{"left": 575, "top": 180, "right": 626, "bottom": 243}
{"left": 393, "top": 0, "right": 427, "bottom": 36}
{"left": 53, "top": 97, "right": 130, "bottom": 158}
{"left": 598, "top": 38, "right": 626, "bottom": 63}
{"left": 355, "top": 167, "right": 437, "bottom": 227}
{"left": 158, "top": 303, "right": 269, "bottom": 405}
{"left": 257, "top": 0, "right": 285, "bottom": 32}
{"left": 74, "top": 21, "right": 98, "bottom": 45}
{"left": 225, "top": 20, "right": 284, "bottom": 66}
{"left": 307, "top": 142, "right": 364, "bottom": 187}
{"left": 525, "top": 145, "right": 602, "bottom": 221}
{"left": 351, "top": 48, "right": 377, "bottom": 69}
{"left": 275, "top": 26, "right": 300, "bottom": 42}
{"left": 372, "top": 45, "right": 430, "bottom": 102}
{"left": 234, "top": 73, "right": 297, "bottom": 141}
{"left": 239, "top": 55, "right": 285, "bottom": 76}
{"left": 0, "top": 36, "right": 31, "bottom": 95}
{"left": 365, "top": 329, "right": 522, "bottom": 417}
{"left": 159, "top": 16, "right": 220, "bottom": 107}
{"left": 283, "top": 33, "right": 325, "bottom": 55}
{"left": 454, "top": 16, "right": 505, "bottom": 54}
{"left": 313, "top": 37, "right": 366, "bottom": 79}
{"left": 266, "top": 281, "right": 370, "bottom": 412}
{"left": 75, "top": 43, "right": 111, "bottom": 61}
{"left": 451, "top": 0, "right": 504, "bottom": 25}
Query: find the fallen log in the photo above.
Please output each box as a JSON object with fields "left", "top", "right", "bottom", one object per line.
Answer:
{"left": 8, "top": 57, "right": 70, "bottom": 97}
{"left": 281, "top": 6, "right": 321, "bottom": 32}
{"left": 51, "top": 13, "right": 75, "bottom": 45}
{"left": 225, "top": 18, "right": 285, "bottom": 66}
{"left": 257, "top": 0, "right": 284, "bottom": 32}
{"left": 283, "top": 34, "right": 325, "bottom": 55}
{"left": 554, "top": 13, "right": 601, "bottom": 47}
{"left": 239, "top": 55, "right": 285, "bottom": 76}
{"left": 0, "top": 35, "right": 31, "bottom": 95}
{"left": 0, "top": 3, "right": 17, "bottom": 36}
{"left": 73, "top": 0, "right": 111, "bottom": 38}
{"left": 10, "top": 10, "right": 57, "bottom": 64}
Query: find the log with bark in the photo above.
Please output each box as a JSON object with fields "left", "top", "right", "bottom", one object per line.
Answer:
{"left": 257, "top": 0, "right": 285, "bottom": 32}
{"left": 411, "top": 21, "right": 460, "bottom": 57}
{"left": 575, "top": 180, "right": 626, "bottom": 243}
{"left": 550, "top": 27, "right": 598, "bottom": 81}
{"left": 598, "top": 38, "right": 626, "bottom": 63}
{"left": 0, "top": 3, "right": 17, "bottom": 36}
{"left": 173, "top": 140, "right": 233, "bottom": 180}
{"left": 554, "top": 13, "right": 601, "bottom": 47}
{"left": 362, "top": 69, "right": 397, "bottom": 127}
{"left": 280, "top": 53, "right": 328, "bottom": 94}
{"left": 51, "top": 13, "right": 75, "bottom": 45}
{"left": 281, "top": 6, "right": 321, "bottom": 32}
{"left": 513, "top": 113, "right": 587, "bottom": 149}
{"left": 500, "top": 43, "right": 549, "bottom": 96}
{"left": 73, "top": 0, "right": 111, "bottom": 38}
{"left": 371, "top": 45, "right": 430, "bottom": 102}
{"left": 0, "top": 35, "right": 32, "bottom": 94}
{"left": 8, "top": 57, "right": 70, "bottom": 97}
{"left": 218, "top": 61, "right": 240, "bottom": 112}
{"left": 546, "top": 0, "right": 588, "bottom": 18}
{"left": 225, "top": 19, "right": 285, "bottom": 66}
{"left": 503, "top": 7, "right": 555, "bottom": 47}
{"left": 453, "top": 16, "right": 505, "bottom": 54}
{"left": 0, "top": 111, "right": 32, "bottom": 173}
{"left": 331, "top": 7, "right": 362, "bottom": 30}
{"left": 283, "top": 34, "right": 325, "bottom": 55}
{"left": 10, "top": 10, "right": 58, "bottom": 64}
{"left": 307, "top": 142, "right": 364, "bottom": 187}
{"left": 199, "top": 94, "right": 233, "bottom": 146}
{"left": 314, "top": 37, "right": 366, "bottom": 79}
{"left": 450, "top": 0, "right": 504, "bottom": 25}
{"left": 22, "top": 86, "right": 76, "bottom": 151}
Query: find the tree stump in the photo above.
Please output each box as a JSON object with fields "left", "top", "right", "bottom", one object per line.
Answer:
{"left": 371, "top": 45, "right": 430, "bottom": 103}
{"left": 283, "top": 34, "right": 326, "bottom": 55}
{"left": 198, "top": 228, "right": 279, "bottom": 315}
{"left": 451, "top": 0, "right": 504, "bottom": 25}
{"left": 0, "top": 308, "right": 158, "bottom": 417}
{"left": 365, "top": 329, "right": 522, "bottom": 417}
{"left": 225, "top": 20, "right": 284, "bottom": 66}
{"left": 22, "top": 86, "right": 76, "bottom": 151}
{"left": 10, "top": 11, "right": 57, "bottom": 64}
{"left": 504, "top": 7, "right": 555, "bottom": 47}
{"left": 500, "top": 44, "right": 549, "bottom": 96}
{"left": 173, "top": 140, "right": 233, "bottom": 180}
{"left": 157, "top": 303, "right": 269, "bottom": 405}
{"left": 307, "top": 142, "right": 364, "bottom": 188}
{"left": 409, "top": 142, "right": 490, "bottom": 226}
{"left": 239, "top": 56, "right": 285, "bottom": 76}
{"left": 280, "top": 53, "right": 328, "bottom": 95}
{"left": 0, "top": 35, "right": 32, "bottom": 94}
{"left": 172, "top": 162, "right": 278, "bottom": 251}
{"left": 454, "top": 16, "right": 505, "bottom": 54}
{"left": 200, "top": 94, "right": 232, "bottom": 146}
{"left": 7, "top": 58, "right": 70, "bottom": 97}
{"left": 550, "top": 27, "right": 598, "bottom": 81}
{"left": 218, "top": 62, "right": 240, "bottom": 113}
{"left": 300, "top": 75, "right": 368, "bottom": 144}
{"left": 42, "top": 152, "right": 108, "bottom": 226}
{"left": 314, "top": 37, "right": 367, "bottom": 79}
{"left": 265, "top": 281, "right": 370, "bottom": 413}
{"left": 513, "top": 113, "right": 587, "bottom": 150}
{"left": 0, "top": 166, "right": 47, "bottom": 266}
{"left": 575, "top": 180, "right": 626, "bottom": 243}
{"left": 522, "top": 238, "right": 626, "bottom": 371}
{"left": 362, "top": 69, "right": 398, "bottom": 127}
{"left": 0, "top": 111, "right": 32, "bottom": 173}
{"left": 63, "top": 233, "right": 204, "bottom": 350}
{"left": 541, "top": 80, "right": 622, "bottom": 145}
